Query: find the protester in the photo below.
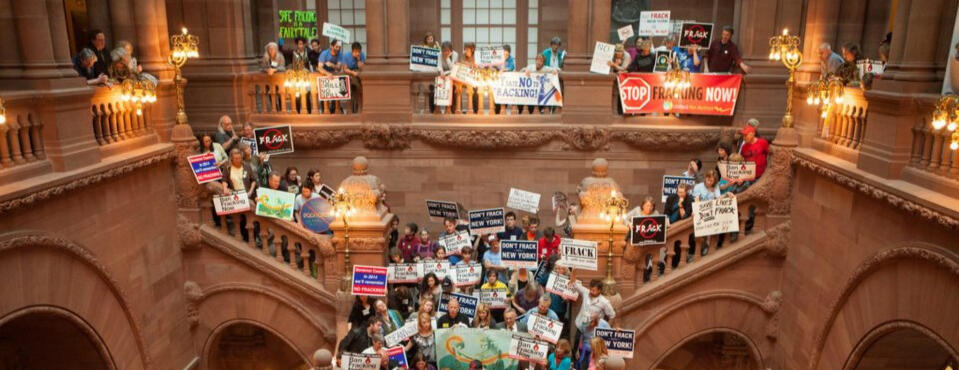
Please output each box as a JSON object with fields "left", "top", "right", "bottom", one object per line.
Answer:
{"left": 706, "top": 26, "right": 751, "bottom": 73}
{"left": 738, "top": 124, "right": 769, "bottom": 179}
{"left": 569, "top": 277, "right": 615, "bottom": 326}
{"left": 473, "top": 302, "right": 497, "bottom": 329}
{"left": 374, "top": 298, "right": 404, "bottom": 334}
{"left": 664, "top": 183, "right": 693, "bottom": 223}
{"left": 836, "top": 42, "right": 862, "bottom": 85}
{"left": 538, "top": 227, "right": 561, "bottom": 261}
{"left": 437, "top": 298, "right": 470, "bottom": 329}
{"left": 511, "top": 281, "right": 544, "bottom": 315}
{"left": 260, "top": 42, "right": 286, "bottom": 74}
{"left": 674, "top": 44, "right": 703, "bottom": 72}
{"left": 411, "top": 352, "right": 435, "bottom": 370}
{"left": 341, "top": 42, "right": 366, "bottom": 113}
{"left": 682, "top": 158, "right": 704, "bottom": 183}
{"left": 388, "top": 217, "right": 400, "bottom": 251}
{"left": 415, "top": 229, "right": 437, "bottom": 260}
{"left": 86, "top": 29, "right": 110, "bottom": 76}
{"left": 338, "top": 316, "right": 380, "bottom": 360}
{"left": 73, "top": 48, "right": 109, "bottom": 86}
{"left": 482, "top": 236, "right": 508, "bottom": 283}
{"left": 404, "top": 311, "right": 436, "bottom": 365}
{"left": 293, "top": 185, "right": 321, "bottom": 223}
{"left": 627, "top": 39, "right": 655, "bottom": 72}
{"left": 509, "top": 264, "right": 531, "bottom": 293}
{"left": 624, "top": 36, "right": 640, "bottom": 61}
{"left": 607, "top": 44, "right": 630, "bottom": 73}
{"left": 588, "top": 336, "right": 610, "bottom": 370}
{"left": 549, "top": 339, "right": 573, "bottom": 370}
{"left": 420, "top": 273, "right": 442, "bottom": 307}
{"left": 291, "top": 36, "right": 310, "bottom": 70}
{"left": 398, "top": 223, "right": 420, "bottom": 262}
{"left": 439, "top": 41, "right": 459, "bottom": 73}
{"left": 818, "top": 43, "right": 844, "bottom": 77}
{"left": 239, "top": 140, "right": 271, "bottom": 186}
{"left": 574, "top": 308, "right": 611, "bottom": 369}
{"left": 361, "top": 334, "right": 389, "bottom": 368}
{"left": 520, "top": 294, "right": 559, "bottom": 326}
{"left": 304, "top": 169, "right": 323, "bottom": 194}
{"left": 349, "top": 295, "right": 375, "bottom": 329}
{"left": 198, "top": 134, "right": 228, "bottom": 168}
{"left": 214, "top": 115, "right": 240, "bottom": 151}
{"left": 308, "top": 39, "right": 322, "bottom": 68}
{"left": 542, "top": 37, "right": 566, "bottom": 69}
{"left": 219, "top": 148, "right": 257, "bottom": 241}
{"left": 281, "top": 167, "right": 301, "bottom": 194}
{"left": 655, "top": 36, "right": 677, "bottom": 53}
{"left": 495, "top": 308, "right": 527, "bottom": 332}
{"left": 422, "top": 32, "right": 441, "bottom": 49}
{"left": 496, "top": 212, "right": 525, "bottom": 241}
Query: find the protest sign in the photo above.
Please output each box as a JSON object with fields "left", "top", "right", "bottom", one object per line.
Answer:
{"left": 434, "top": 76, "right": 453, "bottom": 106}
{"left": 596, "top": 328, "right": 636, "bottom": 359}
{"left": 491, "top": 72, "right": 563, "bottom": 107}
{"left": 653, "top": 50, "right": 671, "bottom": 72}
{"left": 717, "top": 161, "right": 757, "bottom": 181}
{"left": 639, "top": 10, "right": 671, "bottom": 36}
{"left": 500, "top": 240, "right": 538, "bottom": 269}
{"left": 385, "top": 321, "right": 418, "bottom": 347}
{"left": 426, "top": 200, "right": 461, "bottom": 219}
{"left": 421, "top": 260, "right": 451, "bottom": 280}
{"left": 438, "top": 292, "right": 478, "bottom": 318}
{"left": 386, "top": 346, "right": 408, "bottom": 368}
{"left": 187, "top": 153, "right": 221, "bottom": 184}
{"left": 693, "top": 197, "right": 740, "bottom": 237}
{"left": 672, "top": 19, "right": 694, "bottom": 35}
{"left": 253, "top": 125, "right": 294, "bottom": 156}
{"left": 317, "top": 184, "right": 336, "bottom": 201}
{"left": 559, "top": 239, "right": 598, "bottom": 270}
{"left": 278, "top": 10, "right": 317, "bottom": 39}
{"left": 507, "top": 188, "right": 541, "bottom": 213}
{"left": 469, "top": 208, "right": 506, "bottom": 236}
{"left": 436, "top": 328, "right": 518, "bottom": 369}
{"left": 340, "top": 353, "right": 380, "bottom": 370}
{"left": 618, "top": 73, "right": 743, "bottom": 116}
{"left": 322, "top": 22, "right": 350, "bottom": 43}
{"left": 254, "top": 188, "right": 295, "bottom": 221}
{"left": 317, "top": 75, "right": 351, "bottom": 101}
{"left": 546, "top": 273, "right": 579, "bottom": 300}
{"left": 410, "top": 45, "right": 441, "bottom": 72}
{"left": 300, "top": 197, "right": 333, "bottom": 234}
{"left": 240, "top": 137, "right": 257, "bottom": 156}
{"left": 857, "top": 59, "right": 885, "bottom": 80}
{"left": 631, "top": 215, "right": 667, "bottom": 246}
{"left": 527, "top": 313, "right": 563, "bottom": 344}
{"left": 387, "top": 263, "right": 422, "bottom": 284}
{"left": 508, "top": 334, "right": 549, "bottom": 364}
{"left": 679, "top": 22, "right": 713, "bottom": 48}
{"left": 590, "top": 42, "right": 616, "bottom": 75}
{"left": 351, "top": 265, "right": 388, "bottom": 296}
{"left": 662, "top": 175, "right": 697, "bottom": 203}
{"left": 617, "top": 25, "right": 634, "bottom": 42}
{"left": 533, "top": 258, "right": 550, "bottom": 284}
{"left": 439, "top": 230, "right": 471, "bottom": 255}
{"left": 477, "top": 46, "right": 506, "bottom": 67}
{"left": 479, "top": 288, "right": 510, "bottom": 309}
{"left": 451, "top": 262, "right": 482, "bottom": 287}
{"left": 449, "top": 63, "right": 480, "bottom": 86}
{"left": 213, "top": 191, "right": 250, "bottom": 215}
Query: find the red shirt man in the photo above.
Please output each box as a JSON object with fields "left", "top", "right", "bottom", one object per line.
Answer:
{"left": 537, "top": 228, "right": 561, "bottom": 260}
{"left": 739, "top": 125, "right": 769, "bottom": 178}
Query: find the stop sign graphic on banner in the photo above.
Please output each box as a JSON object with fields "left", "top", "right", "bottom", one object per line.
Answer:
{"left": 619, "top": 76, "right": 651, "bottom": 110}
{"left": 638, "top": 218, "right": 663, "bottom": 239}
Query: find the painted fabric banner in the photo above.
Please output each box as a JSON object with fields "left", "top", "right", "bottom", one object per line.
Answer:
{"left": 491, "top": 72, "right": 563, "bottom": 107}
{"left": 435, "top": 327, "right": 518, "bottom": 370}
{"left": 617, "top": 73, "right": 743, "bottom": 116}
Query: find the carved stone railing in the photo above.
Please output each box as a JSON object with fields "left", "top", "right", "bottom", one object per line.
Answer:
{"left": 818, "top": 87, "right": 867, "bottom": 151}
{"left": 90, "top": 86, "right": 152, "bottom": 146}
{"left": 198, "top": 201, "right": 334, "bottom": 288}
{"left": 0, "top": 97, "right": 45, "bottom": 169}
{"left": 410, "top": 72, "right": 558, "bottom": 116}
{"left": 247, "top": 72, "right": 354, "bottom": 116}
{"left": 908, "top": 99, "right": 959, "bottom": 181}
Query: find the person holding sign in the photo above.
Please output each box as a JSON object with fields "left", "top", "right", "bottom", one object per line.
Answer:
{"left": 541, "top": 37, "right": 566, "bottom": 69}
{"left": 495, "top": 308, "right": 528, "bottom": 333}
{"left": 436, "top": 298, "right": 470, "bottom": 329}
{"left": 511, "top": 282, "right": 543, "bottom": 315}
{"left": 520, "top": 295, "right": 559, "bottom": 326}
{"left": 360, "top": 334, "right": 388, "bottom": 364}
{"left": 318, "top": 39, "right": 343, "bottom": 76}
{"left": 674, "top": 43, "right": 703, "bottom": 72}
{"left": 341, "top": 42, "right": 366, "bottom": 113}
{"left": 338, "top": 316, "right": 381, "bottom": 360}
{"left": 574, "top": 308, "right": 612, "bottom": 370}
{"left": 219, "top": 149, "right": 257, "bottom": 242}
{"left": 664, "top": 183, "right": 694, "bottom": 223}
{"left": 626, "top": 39, "right": 656, "bottom": 72}
{"left": 259, "top": 42, "right": 286, "bottom": 75}
{"left": 404, "top": 312, "right": 437, "bottom": 365}
{"left": 374, "top": 299, "right": 405, "bottom": 336}
{"left": 738, "top": 124, "right": 769, "bottom": 180}
{"left": 606, "top": 44, "right": 630, "bottom": 74}
{"left": 568, "top": 276, "right": 616, "bottom": 328}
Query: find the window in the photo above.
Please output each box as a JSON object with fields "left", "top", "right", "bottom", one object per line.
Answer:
{"left": 327, "top": 0, "right": 366, "bottom": 52}
{"left": 527, "top": 0, "right": 538, "bottom": 67}
{"left": 463, "top": 0, "right": 517, "bottom": 67}
{"left": 441, "top": 0, "right": 452, "bottom": 45}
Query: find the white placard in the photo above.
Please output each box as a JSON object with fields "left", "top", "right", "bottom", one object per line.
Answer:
{"left": 477, "top": 46, "right": 506, "bottom": 67}
{"left": 590, "top": 42, "right": 616, "bottom": 75}
{"left": 617, "top": 25, "right": 635, "bottom": 42}
{"left": 451, "top": 262, "right": 483, "bottom": 287}
{"left": 439, "top": 230, "right": 472, "bottom": 255}
{"left": 322, "top": 22, "right": 350, "bottom": 43}
{"left": 387, "top": 263, "right": 423, "bottom": 284}
{"left": 420, "top": 260, "right": 451, "bottom": 280}
{"left": 213, "top": 190, "right": 251, "bottom": 215}
{"left": 545, "top": 273, "right": 579, "bottom": 300}
{"left": 434, "top": 76, "right": 452, "bottom": 106}
{"left": 479, "top": 288, "right": 510, "bottom": 309}
{"left": 692, "top": 197, "right": 740, "bottom": 237}
{"left": 717, "top": 161, "right": 757, "bottom": 181}
{"left": 507, "top": 188, "right": 542, "bottom": 214}
{"left": 509, "top": 334, "right": 549, "bottom": 364}
{"left": 340, "top": 352, "right": 380, "bottom": 370}
{"left": 559, "top": 239, "right": 598, "bottom": 270}
{"left": 385, "top": 321, "right": 418, "bottom": 347}
{"left": 527, "top": 313, "right": 563, "bottom": 344}
{"left": 449, "top": 63, "right": 479, "bottom": 86}
{"left": 639, "top": 11, "right": 671, "bottom": 36}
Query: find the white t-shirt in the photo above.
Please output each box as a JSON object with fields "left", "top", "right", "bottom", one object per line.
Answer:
{"left": 573, "top": 282, "right": 616, "bottom": 326}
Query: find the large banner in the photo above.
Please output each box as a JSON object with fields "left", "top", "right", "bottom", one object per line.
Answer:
{"left": 469, "top": 208, "right": 506, "bottom": 236}
{"left": 317, "top": 75, "right": 351, "bottom": 101}
{"left": 500, "top": 240, "right": 538, "bottom": 269}
{"left": 254, "top": 188, "right": 295, "bottom": 221}
{"left": 693, "top": 197, "right": 740, "bottom": 237}
{"left": 639, "top": 10, "right": 671, "bottom": 36}
{"left": 352, "top": 265, "right": 388, "bottom": 296}
{"left": 679, "top": 22, "right": 713, "bottom": 48}
{"left": 213, "top": 191, "right": 251, "bottom": 216}
{"left": 188, "top": 153, "right": 221, "bottom": 184}
{"left": 631, "top": 215, "right": 668, "bottom": 246}
{"left": 491, "top": 72, "right": 563, "bottom": 107}
{"left": 662, "top": 175, "right": 697, "bottom": 203}
{"left": 596, "top": 328, "right": 636, "bottom": 359}
{"left": 435, "top": 328, "right": 518, "bottom": 369}
{"left": 300, "top": 197, "right": 332, "bottom": 233}
{"left": 253, "top": 125, "right": 294, "bottom": 156}
{"left": 278, "top": 10, "right": 317, "bottom": 39}
{"left": 618, "top": 73, "right": 743, "bottom": 116}
{"left": 559, "top": 239, "right": 598, "bottom": 270}
{"left": 410, "top": 45, "right": 441, "bottom": 72}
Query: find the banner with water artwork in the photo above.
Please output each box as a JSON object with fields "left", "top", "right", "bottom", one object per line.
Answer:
{"left": 434, "top": 327, "right": 518, "bottom": 370}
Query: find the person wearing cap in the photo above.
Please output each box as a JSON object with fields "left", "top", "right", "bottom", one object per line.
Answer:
{"left": 738, "top": 123, "right": 769, "bottom": 179}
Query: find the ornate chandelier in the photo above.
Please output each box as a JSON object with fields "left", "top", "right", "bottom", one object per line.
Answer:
{"left": 120, "top": 78, "right": 157, "bottom": 116}
{"left": 931, "top": 94, "right": 959, "bottom": 151}
{"left": 806, "top": 77, "right": 845, "bottom": 118}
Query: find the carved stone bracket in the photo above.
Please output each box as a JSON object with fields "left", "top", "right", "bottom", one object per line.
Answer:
{"left": 183, "top": 281, "right": 203, "bottom": 329}
{"left": 177, "top": 214, "right": 202, "bottom": 250}
{"left": 362, "top": 124, "right": 411, "bottom": 150}
{"left": 562, "top": 126, "right": 611, "bottom": 151}
{"left": 760, "top": 290, "right": 783, "bottom": 314}
{"left": 762, "top": 221, "right": 791, "bottom": 258}
{"left": 613, "top": 128, "right": 726, "bottom": 151}
{"left": 294, "top": 128, "right": 362, "bottom": 148}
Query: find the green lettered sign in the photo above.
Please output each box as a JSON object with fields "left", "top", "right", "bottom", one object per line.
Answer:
{"left": 278, "top": 10, "right": 318, "bottom": 39}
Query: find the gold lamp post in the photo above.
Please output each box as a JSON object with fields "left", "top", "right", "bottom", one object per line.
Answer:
{"left": 329, "top": 188, "right": 356, "bottom": 274}
{"left": 168, "top": 27, "right": 199, "bottom": 125}
{"left": 769, "top": 28, "right": 803, "bottom": 128}
{"left": 120, "top": 78, "right": 157, "bottom": 116}
{"left": 599, "top": 189, "right": 629, "bottom": 295}
{"left": 931, "top": 94, "right": 959, "bottom": 151}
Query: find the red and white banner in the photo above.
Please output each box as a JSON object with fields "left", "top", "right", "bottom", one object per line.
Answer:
{"left": 617, "top": 73, "right": 743, "bottom": 116}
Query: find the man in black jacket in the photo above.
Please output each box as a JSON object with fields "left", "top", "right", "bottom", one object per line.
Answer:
{"left": 337, "top": 316, "right": 381, "bottom": 361}
{"left": 86, "top": 30, "right": 110, "bottom": 77}
{"left": 437, "top": 298, "right": 470, "bottom": 328}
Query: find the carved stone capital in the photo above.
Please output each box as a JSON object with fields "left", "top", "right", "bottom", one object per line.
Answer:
{"left": 763, "top": 221, "right": 791, "bottom": 258}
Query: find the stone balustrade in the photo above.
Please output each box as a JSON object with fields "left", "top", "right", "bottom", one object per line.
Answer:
{"left": 0, "top": 97, "right": 45, "bottom": 170}
{"left": 89, "top": 86, "right": 153, "bottom": 146}
{"left": 247, "top": 72, "right": 355, "bottom": 116}
{"left": 409, "top": 73, "right": 559, "bottom": 116}
{"left": 819, "top": 87, "right": 868, "bottom": 151}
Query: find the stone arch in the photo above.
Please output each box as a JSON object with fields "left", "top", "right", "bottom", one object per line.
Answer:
{"left": 630, "top": 290, "right": 775, "bottom": 369}
{"left": 842, "top": 320, "right": 959, "bottom": 370}
{"left": 194, "top": 282, "right": 335, "bottom": 368}
{"left": 201, "top": 319, "right": 309, "bottom": 370}
{"left": 0, "top": 305, "right": 115, "bottom": 369}
{"left": 810, "top": 242, "right": 959, "bottom": 370}
{"left": 0, "top": 231, "right": 149, "bottom": 369}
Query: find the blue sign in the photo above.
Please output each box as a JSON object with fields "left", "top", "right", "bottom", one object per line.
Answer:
{"left": 662, "top": 175, "right": 696, "bottom": 203}
{"left": 387, "top": 346, "right": 408, "bottom": 368}
{"left": 300, "top": 198, "right": 332, "bottom": 234}
{"left": 410, "top": 45, "right": 441, "bottom": 72}
{"left": 438, "top": 292, "right": 478, "bottom": 318}
{"left": 595, "top": 328, "right": 635, "bottom": 359}
{"left": 187, "top": 153, "right": 221, "bottom": 184}
{"left": 352, "top": 265, "right": 388, "bottom": 296}
{"left": 500, "top": 240, "right": 538, "bottom": 269}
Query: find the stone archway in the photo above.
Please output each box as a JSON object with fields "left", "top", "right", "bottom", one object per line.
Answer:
{"left": 0, "top": 232, "right": 148, "bottom": 369}
{"left": 810, "top": 243, "right": 959, "bottom": 370}
{"left": 205, "top": 321, "right": 308, "bottom": 370}
{"left": 0, "top": 306, "right": 114, "bottom": 370}
{"left": 654, "top": 330, "right": 761, "bottom": 370}
{"left": 847, "top": 322, "right": 958, "bottom": 370}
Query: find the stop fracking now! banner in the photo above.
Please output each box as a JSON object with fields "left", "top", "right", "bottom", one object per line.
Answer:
{"left": 617, "top": 73, "right": 743, "bottom": 116}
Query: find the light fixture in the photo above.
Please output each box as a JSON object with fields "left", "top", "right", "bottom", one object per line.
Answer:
{"left": 120, "top": 78, "right": 157, "bottom": 116}
{"left": 284, "top": 58, "right": 312, "bottom": 98}
{"left": 769, "top": 28, "right": 803, "bottom": 128}
{"left": 328, "top": 187, "right": 355, "bottom": 273}
{"left": 0, "top": 97, "right": 6, "bottom": 124}
{"left": 168, "top": 26, "right": 200, "bottom": 125}
{"left": 600, "top": 188, "right": 629, "bottom": 296}
{"left": 931, "top": 94, "right": 959, "bottom": 151}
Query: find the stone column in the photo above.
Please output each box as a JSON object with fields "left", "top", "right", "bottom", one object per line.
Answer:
{"left": 794, "top": 0, "right": 842, "bottom": 146}
{"left": 46, "top": 0, "right": 76, "bottom": 78}
{"left": 108, "top": 0, "right": 137, "bottom": 45}
{"left": 859, "top": 0, "right": 955, "bottom": 178}
{"left": 86, "top": 0, "right": 112, "bottom": 42}
{"left": 361, "top": 0, "right": 413, "bottom": 122}
{"left": 10, "top": 0, "right": 60, "bottom": 79}
{"left": 133, "top": 0, "right": 172, "bottom": 74}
